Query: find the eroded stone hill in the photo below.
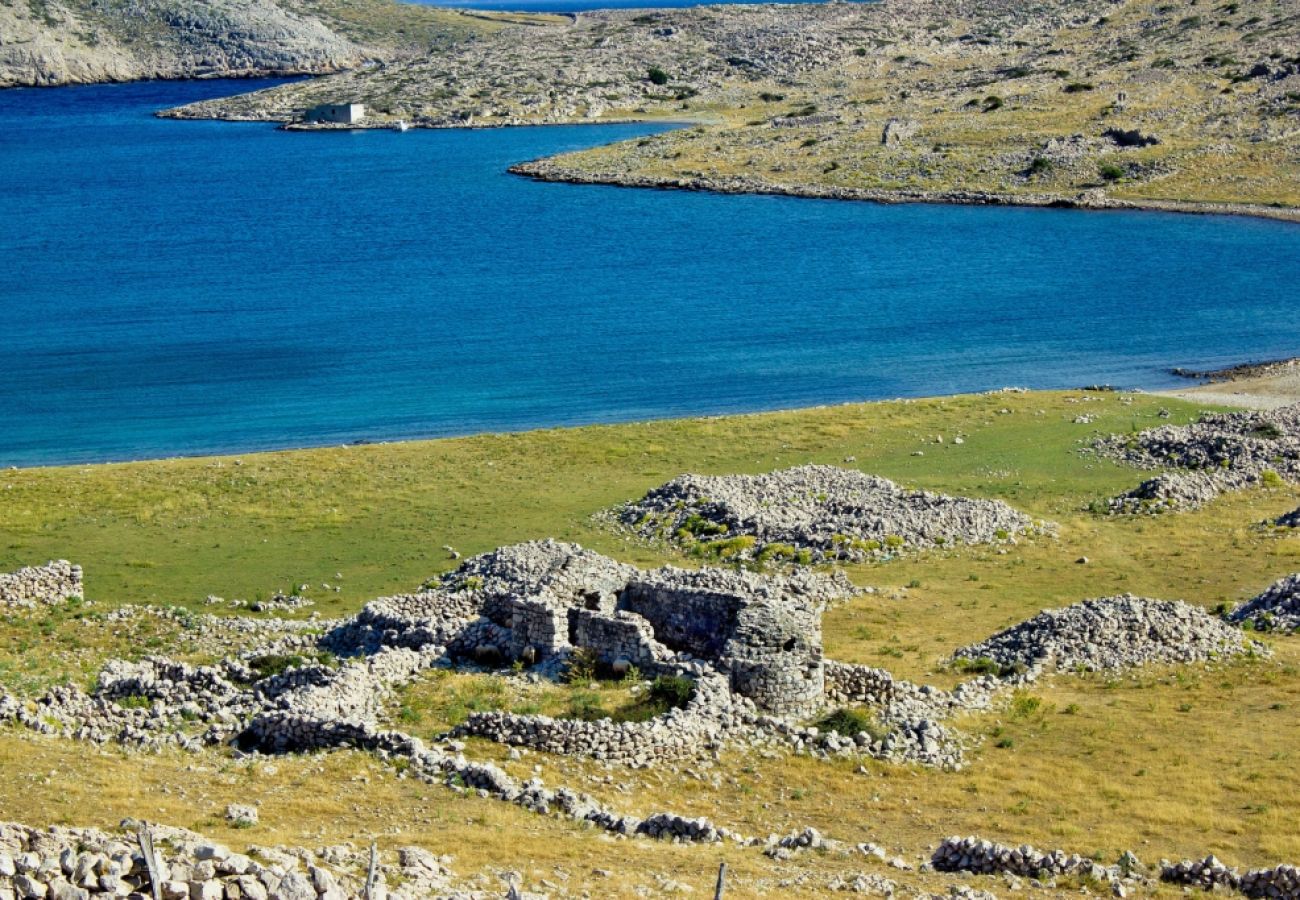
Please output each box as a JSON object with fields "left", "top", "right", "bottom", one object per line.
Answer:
{"left": 0, "top": 0, "right": 554, "bottom": 88}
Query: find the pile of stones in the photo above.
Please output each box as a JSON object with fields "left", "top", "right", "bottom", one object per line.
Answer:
{"left": 0, "top": 561, "right": 82, "bottom": 608}
{"left": 1228, "top": 573, "right": 1300, "bottom": 632}
{"left": 0, "top": 819, "right": 461, "bottom": 900}
{"left": 1105, "top": 471, "right": 1255, "bottom": 514}
{"left": 932, "top": 836, "right": 1147, "bottom": 885}
{"left": 952, "top": 595, "right": 1259, "bottom": 674}
{"left": 1098, "top": 404, "right": 1300, "bottom": 512}
{"left": 617, "top": 465, "right": 1041, "bottom": 563}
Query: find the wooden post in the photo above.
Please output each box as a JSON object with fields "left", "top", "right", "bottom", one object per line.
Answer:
{"left": 714, "top": 861, "right": 727, "bottom": 900}
{"left": 364, "top": 842, "right": 378, "bottom": 900}
{"left": 136, "top": 822, "right": 162, "bottom": 900}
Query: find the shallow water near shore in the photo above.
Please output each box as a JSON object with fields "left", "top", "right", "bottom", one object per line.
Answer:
{"left": 2, "top": 79, "right": 1299, "bottom": 467}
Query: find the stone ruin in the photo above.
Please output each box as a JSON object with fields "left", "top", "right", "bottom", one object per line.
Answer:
{"left": 0, "top": 560, "right": 82, "bottom": 608}
{"left": 329, "top": 540, "right": 850, "bottom": 719}
{"left": 616, "top": 464, "right": 1043, "bottom": 563}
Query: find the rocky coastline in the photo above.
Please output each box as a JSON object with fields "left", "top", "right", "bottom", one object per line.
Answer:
{"left": 507, "top": 161, "right": 1300, "bottom": 225}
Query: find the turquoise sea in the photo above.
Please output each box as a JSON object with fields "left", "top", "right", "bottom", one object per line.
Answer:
{"left": 1, "top": 79, "right": 1298, "bottom": 467}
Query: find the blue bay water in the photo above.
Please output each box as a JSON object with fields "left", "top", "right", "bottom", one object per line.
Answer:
{"left": 1, "top": 78, "right": 1299, "bottom": 467}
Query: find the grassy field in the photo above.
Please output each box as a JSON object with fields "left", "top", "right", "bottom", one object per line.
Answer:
{"left": 3, "top": 389, "right": 1300, "bottom": 896}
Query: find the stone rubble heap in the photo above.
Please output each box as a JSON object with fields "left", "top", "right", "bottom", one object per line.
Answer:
{"left": 0, "top": 561, "right": 82, "bottom": 608}
{"left": 952, "top": 595, "right": 1259, "bottom": 674}
{"left": 1105, "top": 471, "right": 1256, "bottom": 515}
{"left": 0, "top": 819, "right": 463, "bottom": 900}
{"left": 1228, "top": 574, "right": 1300, "bottom": 633}
{"left": 617, "top": 465, "right": 1042, "bottom": 563}
{"left": 1098, "top": 404, "right": 1300, "bottom": 512}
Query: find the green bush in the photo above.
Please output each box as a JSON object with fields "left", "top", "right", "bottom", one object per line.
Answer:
{"left": 1028, "top": 156, "right": 1053, "bottom": 174}
{"left": 982, "top": 95, "right": 1004, "bottom": 112}
{"left": 818, "top": 707, "right": 885, "bottom": 741}
{"left": 647, "top": 67, "right": 669, "bottom": 86}
{"left": 1098, "top": 161, "right": 1125, "bottom": 181}
{"left": 1063, "top": 81, "right": 1095, "bottom": 93}
{"left": 249, "top": 653, "right": 305, "bottom": 679}
{"left": 566, "top": 690, "right": 606, "bottom": 721}
{"left": 951, "top": 656, "right": 1023, "bottom": 677}
{"left": 563, "top": 647, "right": 599, "bottom": 683}
{"left": 649, "top": 675, "right": 695, "bottom": 709}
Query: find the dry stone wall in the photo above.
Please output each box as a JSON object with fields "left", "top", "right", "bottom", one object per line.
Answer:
{"left": 0, "top": 819, "right": 463, "bottom": 900}
{"left": 0, "top": 561, "right": 82, "bottom": 608}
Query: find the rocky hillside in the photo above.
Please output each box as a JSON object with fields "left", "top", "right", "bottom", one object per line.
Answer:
{"left": 164, "top": 0, "right": 1300, "bottom": 214}
{"left": 0, "top": 0, "right": 552, "bottom": 88}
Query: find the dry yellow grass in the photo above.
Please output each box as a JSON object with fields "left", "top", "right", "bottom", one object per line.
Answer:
{"left": 4, "top": 391, "right": 1300, "bottom": 894}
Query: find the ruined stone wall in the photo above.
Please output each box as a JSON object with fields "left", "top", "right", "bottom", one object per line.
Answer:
{"left": 568, "top": 609, "right": 669, "bottom": 670}
{"left": 0, "top": 561, "right": 82, "bottom": 608}
{"left": 453, "top": 671, "right": 746, "bottom": 764}
{"left": 618, "top": 580, "right": 740, "bottom": 659}
{"left": 723, "top": 597, "right": 824, "bottom": 717}
{"left": 823, "top": 661, "right": 896, "bottom": 706}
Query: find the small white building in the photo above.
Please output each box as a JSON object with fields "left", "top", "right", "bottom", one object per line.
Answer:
{"left": 304, "top": 103, "right": 366, "bottom": 125}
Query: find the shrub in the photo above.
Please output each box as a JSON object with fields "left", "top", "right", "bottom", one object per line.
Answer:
{"left": 692, "top": 535, "right": 756, "bottom": 560}
{"left": 566, "top": 690, "right": 606, "bottom": 721}
{"left": 952, "top": 656, "right": 1024, "bottom": 677}
{"left": 759, "top": 91, "right": 786, "bottom": 102}
{"left": 756, "top": 542, "right": 799, "bottom": 565}
{"left": 649, "top": 675, "right": 695, "bottom": 709}
{"left": 1028, "top": 156, "right": 1053, "bottom": 174}
{"left": 1252, "top": 422, "right": 1284, "bottom": 439}
{"left": 676, "top": 513, "right": 727, "bottom": 538}
{"left": 1009, "top": 692, "right": 1043, "bottom": 719}
{"left": 982, "top": 95, "right": 1004, "bottom": 112}
{"left": 562, "top": 647, "right": 599, "bottom": 683}
{"left": 1098, "top": 161, "right": 1125, "bottom": 181}
{"left": 1063, "top": 81, "right": 1095, "bottom": 93}
{"left": 114, "top": 694, "right": 152, "bottom": 710}
{"left": 818, "top": 707, "right": 877, "bottom": 738}
{"left": 249, "top": 653, "right": 305, "bottom": 679}
{"left": 1261, "top": 469, "right": 1284, "bottom": 487}
{"left": 647, "top": 67, "right": 669, "bottom": 86}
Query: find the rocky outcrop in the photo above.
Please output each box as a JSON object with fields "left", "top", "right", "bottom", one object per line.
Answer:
{"left": 617, "top": 464, "right": 1041, "bottom": 564}
{"left": 953, "top": 595, "right": 1259, "bottom": 674}
{"left": 0, "top": 0, "right": 376, "bottom": 88}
